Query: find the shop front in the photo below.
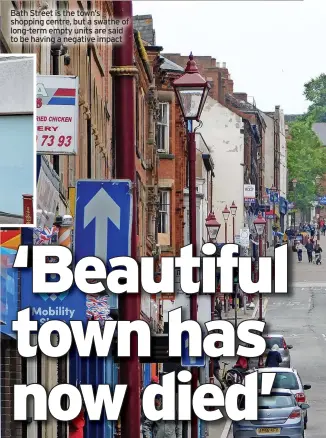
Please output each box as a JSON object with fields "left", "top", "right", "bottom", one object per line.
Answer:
{"left": 0, "top": 244, "right": 21, "bottom": 438}
{"left": 279, "top": 197, "right": 289, "bottom": 232}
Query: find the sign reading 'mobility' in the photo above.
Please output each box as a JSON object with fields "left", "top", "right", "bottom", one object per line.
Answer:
{"left": 36, "top": 75, "right": 79, "bottom": 155}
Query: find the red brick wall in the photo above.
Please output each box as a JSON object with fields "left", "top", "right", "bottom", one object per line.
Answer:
{"left": 157, "top": 82, "right": 187, "bottom": 256}
{"left": 162, "top": 53, "right": 234, "bottom": 103}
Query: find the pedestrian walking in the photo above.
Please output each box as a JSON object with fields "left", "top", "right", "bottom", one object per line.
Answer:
{"left": 296, "top": 241, "right": 303, "bottom": 262}
{"left": 215, "top": 299, "right": 223, "bottom": 320}
{"left": 213, "top": 356, "right": 225, "bottom": 390}
{"left": 265, "top": 344, "right": 282, "bottom": 368}
{"left": 305, "top": 240, "right": 314, "bottom": 263}
{"left": 315, "top": 243, "right": 322, "bottom": 265}
{"left": 142, "top": 396, "right": 182, "bottom": 438}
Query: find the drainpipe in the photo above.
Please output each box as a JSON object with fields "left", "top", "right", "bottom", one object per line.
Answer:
{"left": 111, "top": 3, "right": 140, "bottom": 438}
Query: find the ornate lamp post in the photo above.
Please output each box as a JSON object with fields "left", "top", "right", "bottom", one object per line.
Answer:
{"left": 270, "top": 185, "right": 278, "bottom": 248}
{"left": 230, "top": 201, "right": 237, "bottom": 243}
{"left": 222, "top": 205, "right": 230, "bottom": 313}
{"left": 205, "top": 212, "right": 221, "bottom": 386}
{"left": 173, "top": 53, "right": 210, "bottom": 438}
{"left": 263, "top": 194, "right": 269, "bottom": 255}
{"left": 205, "top": 211, "right": 221, "bottom": 243}
{"left": 222, "top": 205, "right": 230, "bottom": 243}
{"left": 254, "top": 212, "right": 267, "bottom": 321}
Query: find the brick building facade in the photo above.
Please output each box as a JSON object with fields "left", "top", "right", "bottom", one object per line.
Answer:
{"left": 0, "top": 5, "right": 189, "bottom": 437}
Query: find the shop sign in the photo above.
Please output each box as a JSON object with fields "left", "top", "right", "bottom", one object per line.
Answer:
{"left": 0, "top": 247, "right": 19, "bottom": 338}
{"left": 265, "top": 210, "right": 275, "bottom": 219}
{"left": 244, "top": 184, "right": 256, "bottom": 203}
{"left": 37, "top": 75, "right": 79, "bottom": 154}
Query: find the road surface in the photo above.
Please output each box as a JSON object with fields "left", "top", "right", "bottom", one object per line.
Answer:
{"left": 227, "top": 238, "right": 326, "bottom": 438}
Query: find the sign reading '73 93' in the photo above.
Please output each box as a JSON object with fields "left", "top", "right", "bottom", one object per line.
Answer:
{"left": 36, "top": 75, "right": 79, "bottom": 155}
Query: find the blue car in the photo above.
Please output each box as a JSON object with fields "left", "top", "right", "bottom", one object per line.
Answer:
{"left": 232, "top": 389, "right": 309, "bottom": 438}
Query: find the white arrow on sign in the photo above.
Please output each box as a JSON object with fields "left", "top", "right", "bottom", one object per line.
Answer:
{"left": 84, "top": 188, "right": 121, "bottom": 263}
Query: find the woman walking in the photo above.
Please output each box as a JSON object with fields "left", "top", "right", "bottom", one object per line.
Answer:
{"left": 296, "top": 241, "right": 303, "bottom": 262}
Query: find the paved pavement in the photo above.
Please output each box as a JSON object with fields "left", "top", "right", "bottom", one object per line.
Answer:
{"left": 291, "top": 234, "right": 326, "bottom": 285}
{"left": 208, "top": 298, "right": 262, "bottom": 438}
{"left": 226, "top": 235, "right": 326, "bottom": 438}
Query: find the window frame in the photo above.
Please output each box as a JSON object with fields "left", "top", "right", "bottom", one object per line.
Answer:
{"left": 158, "top": 190, "right": 170, "bottom": 234}
{"left": 156, "top": 102, "right": 170, "bottom": 153}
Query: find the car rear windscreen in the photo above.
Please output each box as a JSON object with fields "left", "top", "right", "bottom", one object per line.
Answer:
{"left": 264, "top": 336, "right": 283, "bottom": 349}
{"left": 258, "top": 372, "right": 299, "bottom": 390}
{"left": 258, "top": 395, "right": 296, "bottom": 409}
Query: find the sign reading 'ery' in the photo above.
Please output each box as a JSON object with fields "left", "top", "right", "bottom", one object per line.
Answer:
{"left": 36, "top": 75, "right": 79, "bottom": 155}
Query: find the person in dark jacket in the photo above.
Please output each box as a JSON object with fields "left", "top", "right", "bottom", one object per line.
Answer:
{"left": 215, "top": 300, "right": 223, "bottom": 320}
{"left": 265, "top": 344, "right": 282, "bottom": 367}
{"left": 305, "top": 241, "right": 314, "bottom": 263}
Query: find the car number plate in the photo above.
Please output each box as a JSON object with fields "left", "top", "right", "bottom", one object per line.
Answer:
{"left": 256, "top": 428, "right": 281, "bottom": 435}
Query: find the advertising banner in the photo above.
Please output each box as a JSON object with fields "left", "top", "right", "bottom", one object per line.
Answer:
{"left": 36, "top": 156, "right": 60, "bottom": 228}
{"left": 0, "top": 247, "right": 19, "bottom": 338}
{"left": 23, "top": 194, "right": 33, "bottom": 224}
{"left": 36, "top": 75, "right": 79, "bottom": 155}
{"left": 269, "top": 192, "right": 279, "bottom": 204}
{"left": 244, "top": 184, "right": 256, "bottom": 203}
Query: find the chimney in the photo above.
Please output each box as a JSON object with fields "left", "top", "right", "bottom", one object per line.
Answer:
{"left": 222, "top": 62, "right": 226, "bottom": 68}
{"left": 216, "top": 62, "right": 220, "bottom": 67}
{"left": 233, "top": 92, "right": 248, "bottom": 102}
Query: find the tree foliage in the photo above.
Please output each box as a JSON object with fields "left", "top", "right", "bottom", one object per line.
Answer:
{"left": 287, "top": 112, "right": 326, "bottom": 209}
{"left": 303, "top": 74, "right": 326, "bottom": 122}
{"left": 287, "top": 73, "right": 326, "bottom": 210}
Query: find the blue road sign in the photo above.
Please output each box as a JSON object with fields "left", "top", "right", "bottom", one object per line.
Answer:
{"left": 21, "top": 180, "right": 132, "bottom": 325}
{"left": 74, "top": 179, "right": 133, "bottom": 314}
{"left": 181, "top": 332, "right": 206, "bottom": 367}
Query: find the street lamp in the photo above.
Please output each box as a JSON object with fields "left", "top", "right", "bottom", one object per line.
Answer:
{"left": 173, "top": 53, "right": 210, "bottom": 438}
{"left": 270, "top": 185, "right": 278, "bottom": 248}
{"left": 254, "top": 212, "right": 266, "bottom": 321}
{"left": 263, "top": 194, "right": 269, "bottom": 255}
{"left": 222, "top": 205, "right": 230, "bottom": 314}
{"left": 205, "top": 211, "right": 221, "bottom": 386}
{"left": 205, "top": 211, "right": 221, "bottom": 243}
{"left": 222, "top": 205, "right": 230, "bottom": 243}
{"left": 230, "top": 201, "right": 237, "bottom": 243}
{"left": 173, "top": 53, "right": 210, "bottom": 121}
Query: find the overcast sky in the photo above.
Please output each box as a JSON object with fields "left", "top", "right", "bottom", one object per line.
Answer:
{"left": 133, "top": 0, "right": 325, "bottom": 114}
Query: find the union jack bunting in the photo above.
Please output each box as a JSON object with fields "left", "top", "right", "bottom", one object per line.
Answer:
{"left": 86, "top": 294, "right": 111, "bottom": 323}
{"left": 34, "top": 227, "right": 59, "bottom": 245}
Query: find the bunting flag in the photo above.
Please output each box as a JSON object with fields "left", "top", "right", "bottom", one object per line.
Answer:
{"left": 33, "top": 226, "right": 59, "bottom": 245}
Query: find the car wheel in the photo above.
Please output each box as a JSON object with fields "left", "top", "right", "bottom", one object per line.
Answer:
{"left": 304, "top": 412, "right": 308, "bottom": 429}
